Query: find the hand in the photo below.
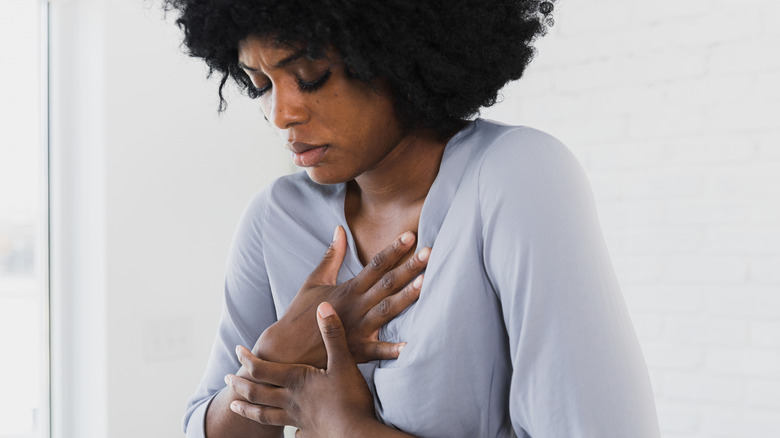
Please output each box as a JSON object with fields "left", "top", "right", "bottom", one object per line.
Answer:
{"left": 227, "top": 302, "right": 379, "bottom": 438}
{"left": 250, "top": 226, "right": 429, "bottom": 368}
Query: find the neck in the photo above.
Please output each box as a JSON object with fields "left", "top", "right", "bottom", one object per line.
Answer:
{"left": 349, "top": 128, "right": 450, "bottom": 211}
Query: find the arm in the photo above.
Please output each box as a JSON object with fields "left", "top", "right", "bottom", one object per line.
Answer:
{"left": 479, "top": 130, "right": 660, "bottom": 437}
{"left": 247, "top": 226, "right": 429, "bottom": 368}
{"left": 227, "top": 302, "right": 418, "bottom": 438}
{"left": 183, "top": 191, "right": 284, "bottom": 438}
{"left": 186, "top": 193, "right": 428, "bottom": 438}
{"left": 223, "top": 229, "right": 428, "bottom": 436}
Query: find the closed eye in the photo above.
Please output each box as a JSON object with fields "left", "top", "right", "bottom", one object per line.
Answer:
{"left": 250, "top": 69, "right": 332, "bottom": 98}
{"left": 297, "top": 69, "right": 332, "bottom": 93}
{"left": 252, "top": 83, "right": 272, "bottom": 97}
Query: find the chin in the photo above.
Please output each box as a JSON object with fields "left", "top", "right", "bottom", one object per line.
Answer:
{"left": 304, "top": 167, "right": 347, "bottom": 186}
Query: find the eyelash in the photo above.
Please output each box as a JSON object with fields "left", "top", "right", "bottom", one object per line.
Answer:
{"left": 253, "top": 70, "right": 332, "bottom": 97}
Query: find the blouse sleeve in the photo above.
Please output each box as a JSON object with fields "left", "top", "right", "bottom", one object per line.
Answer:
{"left": 182, "top": 189, "right": 279, "bottom": 438}
{"left": 478, "top": 128, "right": 660, "bottom": 437}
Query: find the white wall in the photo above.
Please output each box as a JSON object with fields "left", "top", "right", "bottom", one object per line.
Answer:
{"left": 483, "top": 0, "right": 780, "bottom": 436}
{"left": 49, "top": 1, "right": 289, "bottom": 437}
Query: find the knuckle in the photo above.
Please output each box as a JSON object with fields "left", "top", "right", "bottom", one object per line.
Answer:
{"left": 285, "top": 367, "right": 306, "bottom": 392}
{"left": 244, "top": 359, "right": 257, "bottom": 377}
{"left": 405, "top": 255, "right": 419, "bottom": 270}
{"left": 321, "top": 318, "right": 345, "bottom": 339}
{"left": 402, "top": 283, "right": 418, "bottom": 300}
{"left": 339, "top": 281, "right": 355, "bottom": 297}
{"left": 368, "top": 251, "right": 387, "bottom": 270}
{"left": 376, "top": 298, "right": 392, "bottom": 317}
{"left": 379, "top": 273, "right": 395, "bottom": 290}
{"left": 253, "top": 408, "right": 268, "bottom": 424}
{"left": 245, "top": 385, "right": 260, "bottom": 403}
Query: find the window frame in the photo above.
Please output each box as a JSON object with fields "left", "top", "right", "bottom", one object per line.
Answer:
{"left": 40, "top": 0, "right": 51, "bottom": 437}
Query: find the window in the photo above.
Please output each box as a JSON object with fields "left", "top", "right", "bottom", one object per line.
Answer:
{"left": 0, "top": 1, "right": 49, "bottom": 437}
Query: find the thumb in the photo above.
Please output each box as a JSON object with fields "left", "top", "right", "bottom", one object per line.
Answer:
{"left": 317, "top": 301, "right": 353, "bottom": 371}
{"left": 308, "top": 226, "right": 347, "bottom": 286}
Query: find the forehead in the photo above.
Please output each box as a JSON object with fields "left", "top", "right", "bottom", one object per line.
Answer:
{"left": 237, "top": 36, "right": 306, "bottom": 71}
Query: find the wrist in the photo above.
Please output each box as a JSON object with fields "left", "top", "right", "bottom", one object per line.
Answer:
{"left": 253, "top": 320, "right": 327, "bottom": 367}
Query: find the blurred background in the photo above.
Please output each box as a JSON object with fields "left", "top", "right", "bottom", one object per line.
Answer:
{"left": 0, "top": 0, "right": 778, "bottom": 437}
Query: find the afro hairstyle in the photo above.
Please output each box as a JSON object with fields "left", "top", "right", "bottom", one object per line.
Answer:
{"left": 164, "top": 0, "right": 555, "bottom": 137}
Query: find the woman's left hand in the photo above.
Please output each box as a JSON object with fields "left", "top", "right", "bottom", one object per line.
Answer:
{"left": 225, "top": 302, "right": 378, "bottom": 438}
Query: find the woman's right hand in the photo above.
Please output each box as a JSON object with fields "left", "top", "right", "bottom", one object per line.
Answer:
{"left": 248, "top": 225, "right": 429, "bottom": 369}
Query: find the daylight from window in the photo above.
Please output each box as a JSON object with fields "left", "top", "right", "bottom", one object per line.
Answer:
{"left": 0, "top": 1, "right": 47, "bottom": 437}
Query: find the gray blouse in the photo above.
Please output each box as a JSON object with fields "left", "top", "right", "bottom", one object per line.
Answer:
{"left": 184, "top": 119, "right": 660, "bottom": 438}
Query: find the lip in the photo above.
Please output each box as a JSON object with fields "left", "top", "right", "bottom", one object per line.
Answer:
{"left": 287, "top": 142, "right": 328, "bottom": 167}
{"left": 288, "top": 141, "right": 324, "bottom": 154}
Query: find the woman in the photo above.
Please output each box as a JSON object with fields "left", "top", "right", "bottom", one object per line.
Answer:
{"left": 168, "top": 1, "right": 660, "bottom": 437}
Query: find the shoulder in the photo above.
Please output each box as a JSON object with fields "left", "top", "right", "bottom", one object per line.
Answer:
{"left": 230, "top": 172, "right": 328, "bottom": 245}
{"left": 242, "top": 171, "right": 338, "bottom": 221}
{"left": 468, "top": 120, "right": 597, "bottom": 227}
{"left": 467, "top": 120, "right": 588, "bottom": 197}
{"left": 469, "top": 120, "right": 580, "bottom": 181}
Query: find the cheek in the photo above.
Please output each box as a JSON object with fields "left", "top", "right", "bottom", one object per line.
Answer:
{"left": 316, "top": 91, "right": 343, "bottom": 113}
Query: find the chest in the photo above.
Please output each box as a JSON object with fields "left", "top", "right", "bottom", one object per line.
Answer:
{"left": 262, "top": 177, "right": 517, "bottom": 436}
{"left": 346, "top": 203, "right": 424, "bottom": 267}
{"left": 366, "top": 211, "right": 514, "bottom": 437}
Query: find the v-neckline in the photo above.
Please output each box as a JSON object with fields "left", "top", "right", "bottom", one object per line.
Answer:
{"left": 329, "top": 120, "right": 479, "bottom": 277}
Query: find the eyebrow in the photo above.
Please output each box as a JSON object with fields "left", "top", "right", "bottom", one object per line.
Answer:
{"left": 238, "top": 49, "right": 309, "bottom": 72}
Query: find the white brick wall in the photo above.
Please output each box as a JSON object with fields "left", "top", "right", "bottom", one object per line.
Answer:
{"left": 483, "top": 1, "right": 780, "bottom": 436}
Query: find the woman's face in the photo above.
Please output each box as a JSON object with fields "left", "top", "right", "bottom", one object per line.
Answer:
{"left": 237, "top": 35, "right": 407, "bottom": 185}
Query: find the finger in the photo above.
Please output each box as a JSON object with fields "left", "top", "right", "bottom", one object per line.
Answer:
{"left": 307, "top": 225, "right": 347, "bottom": 286}
{"left": 225, "top": 374, "right": 288, "bottom": 407}
{"left": 360, "top": 341, "right": 408, "bottom": 361}
{"left": 235, "top": 345, "right": 296, "bottom": 387}
{"left": 352, "top": 231, "right": 416, "bottom": 291}
{"left": 365, "top": 274, "right": 423, "bottom": 326}
{"left": 295, "top": 428, "right": 302, "bottom": 438}
{"left": 229, "top": 400, "right": 292, "bottom": 426}
{"left": 365, "top": 247, "right": 429, "bottom": 302}
{"left": 317, "top": 302, "right": 353, "bottom": 371}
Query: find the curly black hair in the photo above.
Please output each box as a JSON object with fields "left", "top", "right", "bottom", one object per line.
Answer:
{"left": 163, "top": 0, "right": 555, "bottom": 136}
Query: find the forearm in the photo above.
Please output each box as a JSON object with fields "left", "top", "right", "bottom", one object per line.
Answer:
{"left": 204, "top": 386, "right": 284, "bottom": 438}
{"left": 201, "top": 321, "right": 321, "bottom": 438}
{"left": 252, "top": 318, "right": 327, "bottom": 368}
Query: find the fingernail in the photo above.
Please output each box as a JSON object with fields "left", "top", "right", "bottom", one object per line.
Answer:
{"left": 230, "top": 401, "right": 240, "bottom": 412}
{"left": 332, "top": 226, "right": 339, "bottom": 242}
{"left": 417, "top": 247, "right": 430, "bottom": 262}
{"left": 413, "top": 275, "right": 423, "bottom": 289}
{"left": 235, "top": 345, "right": 243, "bottom": 360}
{"left": 400, "top": 231, "right": 413, "bottom": 244}
{"left": 398, "top": 343, "right": 406, "bottom": 354}
{"left": 224, "top": 375, "right": 231, "bottom": 386}
{"left": 317, "top": 302, "right": 335, "bottom": 319}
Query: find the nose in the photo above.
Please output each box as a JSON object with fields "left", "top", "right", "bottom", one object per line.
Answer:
{"left": 266, "top": 83, "right": 309, "bottom": 130}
